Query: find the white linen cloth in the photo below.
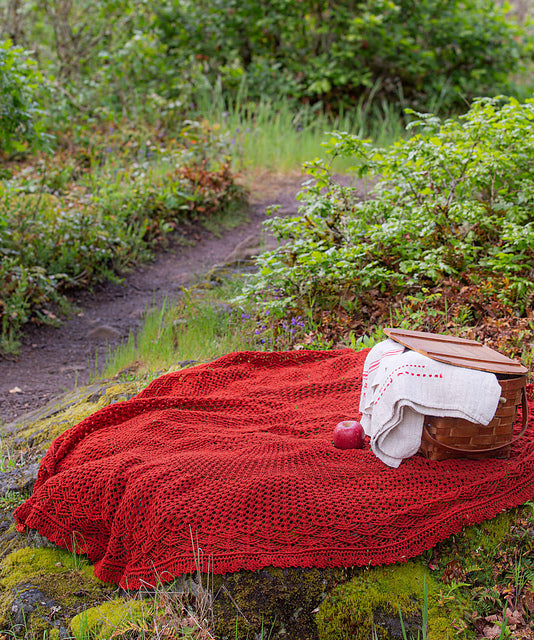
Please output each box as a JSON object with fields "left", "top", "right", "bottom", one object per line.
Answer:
{"left": 359, "top": 339, "right": 502, "bottom": 468}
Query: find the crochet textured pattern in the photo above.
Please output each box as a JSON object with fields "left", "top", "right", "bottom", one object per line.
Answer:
{"left": 14, "top": 349, "right": 534, "bottom": 589}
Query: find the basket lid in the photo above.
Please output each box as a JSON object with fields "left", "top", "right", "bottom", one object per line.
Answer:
{"left": 384, "top": 327, "right": 527, "bottom": 375}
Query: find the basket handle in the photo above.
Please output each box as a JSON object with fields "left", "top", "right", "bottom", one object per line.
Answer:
{"left": 422, "top": 386, "right": 529, "bottom": 455}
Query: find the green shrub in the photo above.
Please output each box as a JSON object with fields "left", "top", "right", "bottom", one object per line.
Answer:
{"left": 0, "top": 259, "right": 60, "bottom": 356}
{"left": 5, "top": 0, "right": 531, "bottom": 124}
{"left": 242, "top": 96, "right": 534, "bottom": 319}
{"left": 156, "top": 0, "right": 532, "bottom": 111}
{"left": 0, "top": 39, "right": 49, "bottom": 154}
{"left": 2, "top": 0, "right": 197, "bottom": 123}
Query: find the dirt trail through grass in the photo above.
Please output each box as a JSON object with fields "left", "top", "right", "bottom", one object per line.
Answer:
{"left": 0, "top": 173, "right": 307, "bottom": 425}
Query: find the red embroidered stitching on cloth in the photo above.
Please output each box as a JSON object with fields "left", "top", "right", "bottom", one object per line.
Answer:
{"left": 14, "top": 349, "right": 534, "bottom": 589}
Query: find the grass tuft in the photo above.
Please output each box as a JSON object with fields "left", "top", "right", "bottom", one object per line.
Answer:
{"left": 102, "top": 278, "right": 261, "bottom": 380}
{"left": 193, "top": 81, "right": 406, "bottom": 173}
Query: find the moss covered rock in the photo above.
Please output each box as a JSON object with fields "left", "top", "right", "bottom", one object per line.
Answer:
{"left": 0, "top": 546, "right": 117, "bottom": 638}
{"left": 69, "top": 599, "right": 153, "bottom": 639}
{"left": 211, "top": 566, "right": 352, "bottom": 639}
{"left": 6, "top": 378, "right": 151, "bottom": 454}
{"left": 316, "top": 559, "right": 469, "bottom": 640}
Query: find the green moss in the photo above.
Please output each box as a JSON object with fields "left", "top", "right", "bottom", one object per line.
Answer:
{"left": 316, "top": 560, "right": 471, "bottom": 640}
{"left": 0, "top": 589, "right": 15, "bottom": 628}
{"left": 16, "top": 380, "right": 144, "bottom": 448}
{"left": 461, "top": 510, "right": 514, "bottom": 553}
{"left": 0, "top": 547, "right": 96, "bottom": 589}
{"left": 211, "top": 566, "right": 350, "bottom": 639}
{"left": 69, "top": 598, "right": 153, "bottom": 639}
{"left": 24, "top": 612, "right": 62, "bottom": 640}
{"left": 0, "top": 523, "right": 29, "bottom": 560}
{"left": 0, "top": 546, "right": 116, "bottom": 639}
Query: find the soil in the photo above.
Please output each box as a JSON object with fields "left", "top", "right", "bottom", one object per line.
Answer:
{"left": 0, "top": 173, "right": 312, "bottom": 426}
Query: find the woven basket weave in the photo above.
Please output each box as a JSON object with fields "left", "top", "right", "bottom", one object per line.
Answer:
{"left": 383, "top": 328, "right": 529, "bottom": 462}
{"left": 419, "top": 374, "right": 528, "bottom": 461}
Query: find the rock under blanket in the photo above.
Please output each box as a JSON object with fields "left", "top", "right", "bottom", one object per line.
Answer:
{"left": 14, "top": 349, "right": 534, "bottom": 589}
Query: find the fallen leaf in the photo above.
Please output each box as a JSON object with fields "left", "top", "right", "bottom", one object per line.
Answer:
{"left": 504, "top": 606, "right": 524, "bottom": 626}
{"left": 522, "top": 583, "right": 534, "bottom": 613}
{"left": 483, "top": 624, "right": 503, "bottom": 639}
{"left": 485, "top": 614, "right": 500, "bottom": 623}
{"left": 441, "top": 559, "right": 467, "bottom": 583}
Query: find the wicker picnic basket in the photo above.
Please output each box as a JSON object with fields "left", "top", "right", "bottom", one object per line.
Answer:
{"left": 384, "top": 328, "right": 529, "bottom": 461}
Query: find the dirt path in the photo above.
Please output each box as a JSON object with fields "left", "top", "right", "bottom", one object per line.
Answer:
{"left": 0, "top": 173, "right": 308, "bottom": 426}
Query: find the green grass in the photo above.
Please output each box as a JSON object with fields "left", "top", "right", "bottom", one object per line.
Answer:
{"left": 102, "top": 277, "right": 261, "bottom": 380}
{"left": 0, "top": 433, "right": 17, "bottom": 472}
{"left": 193, "top": 82, "right": 407, "bottom": 174}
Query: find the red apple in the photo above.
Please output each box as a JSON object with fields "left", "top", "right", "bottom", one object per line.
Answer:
{"left": 332, "top": 420, "right": 365, "bottom": 449}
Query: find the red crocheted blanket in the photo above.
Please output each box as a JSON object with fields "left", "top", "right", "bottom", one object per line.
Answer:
{"left": 15, "top": 349, "right": 534, "bottom": 589}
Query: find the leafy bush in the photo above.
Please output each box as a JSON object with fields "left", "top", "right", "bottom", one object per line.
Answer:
{"left": 4, "top": 0, "right": 531, "bottom": 124}
{"left": 243, "top": 97, "right": 534, "bottom": 320}
{"left": 0, "top": 39, "right": 48, "bottom": 154}
{"left": 1, "top": 0, "right": 198, "bottom": 123}
{"left": 156, "top": 0, "right": 532, "bottom": 110}
{"left": 0, "top": 259, "right": 60, "bottom": 355}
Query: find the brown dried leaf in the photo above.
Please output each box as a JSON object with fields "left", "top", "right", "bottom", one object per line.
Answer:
{"left": 504, "top": 606, "right": 524, "bottom": 626}
{"left": 485, "top": 614, "right": 500, "bottom": 623}
{"left": 522, "top": 582, "right": 534, "bottom": 613}
{"left": 441, "top": 560, "right": 467, "bottom": 584}
{"left": 483, "top": 624, "right": 504, "bottom": 639}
